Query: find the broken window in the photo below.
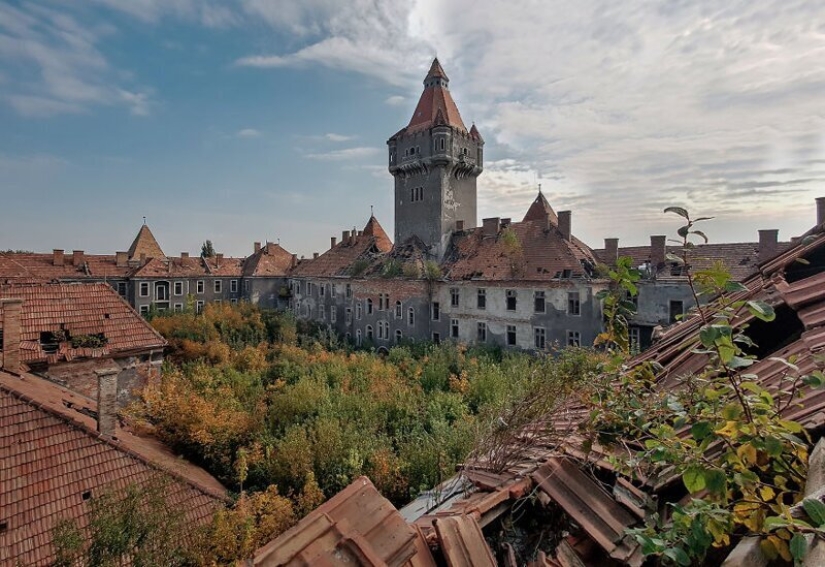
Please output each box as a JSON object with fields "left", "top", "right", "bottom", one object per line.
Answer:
{"left": 534, "top": 327, "right": 546, "bottom": 349}
{"left": 568, "top": 291, "right": 581, "bottom": 316}
{"left": 477, "top": 288, "right": 486, "bottom": 310}
{"left": 477, "top": 322, "right": 487, "bottom": 342}
{"left": 395, "top": 301, "right": 403, "bottom": 319}
{"left": 395, "top": 329, "right": 403, "bottom": 344}
{"left": 408, "top": 307, "right": 415, "bottom": 326}
{"left": 669, "top": 300, "right": 684, "bottom": 324}
{"left": 39, "top": 331, "right": 62, "bottom": 354}
{"left": 196, "top": 281, "right": 205, "bottom": 294}
{"left": 432, "top": 302, "right": 440, "bottom": 321}
{"left": 507, "top": 325, "right": 517, "bottom": 346}
{"left": 534, "top": 291, "right": 546, "bottom": 313}
{"left": 451, "top": 318, "right": 459, "bottom": 339}
{"left": 567, "top": 330, "right": 580, "bottom": 347}
{"left": 366, "top": 298, "right": 373, "bottom": 315}
{"left": 506, "top": 289, "right": 517, "bottom": 311}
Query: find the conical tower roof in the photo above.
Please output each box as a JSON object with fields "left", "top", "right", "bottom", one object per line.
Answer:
{"left": 405, "top": 58, "right": 467, "bottom": 134}
{"left": 363, "top": 215, "right": 393, "bottom": 252}
{"left": 523, "top": 190, "right": 559, "bottom": 225}
{"left": 127, "top": 224, "right": 165, "bottom": 259}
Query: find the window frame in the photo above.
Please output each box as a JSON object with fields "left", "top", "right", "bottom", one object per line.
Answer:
{"left": 534, "top": 291, "right": 546, "bottom": 314}
{"left": 173, "top": 281, "right": 184, "bottom": 296}
{"left": 139, "top": 282, "right": 149, "bottom": 297}
{"left": 450, "top": 287, "right": 459, "bottom": 308}
{"left": 534, "top": 327, "right": 546, "bottom": 350}
{"left": 196, "top": 280, "right": 205, "bottom": 294}
{"left": 214, "top": 280, "right": 222, "bottom": 294}
{"left": 567, "top": 291, "right": 581, "bottom": 316}
{"left": 477, "top": 288, "right": 486, "bottom": 310}
{"left": 507, "top": 324, "right": 517, "bottom": 346}
{"left": 506, "top": 289, "right": 517, "bottom": 311}
{"left": 477, "top": 321, "right": 487, "bottom": 343}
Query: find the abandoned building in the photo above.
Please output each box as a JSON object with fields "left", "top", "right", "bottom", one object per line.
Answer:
{"left": 0, "top": 59, "right": 817, "bottom": 354}
{"left": 0, "top": 293, "right": 227, "bottom": 566}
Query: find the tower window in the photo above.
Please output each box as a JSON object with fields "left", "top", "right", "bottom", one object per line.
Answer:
{"left": 440, "top": 139, "right": 445, "bottom": 151}
{"left": 410, "top": 187, "right": 424, "bottom": 202}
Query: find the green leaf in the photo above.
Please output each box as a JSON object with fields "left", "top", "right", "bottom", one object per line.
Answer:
{"left": 802, "top": 498, "right": 825, "bottom": 527}
{"left": 802, "top": 373, "right": 825, "bottom": 388}
{"left": 691, "top": 229, "right": 709, "bottom": 243}
{"left": 724, "top": 281, "right": 748, "bottom": 293}
{"left": 693, "top": 216, "right": 714, "bottom": 222}
{"left": 665, "top": 253, "right": 685, "bottom": 265}
{"left": 704, "top": 469, "right": 727, "bottom": 495}
{"left": 677, "top": 225, "right": 690, "bottom": 238}
{"left": 683, "top": 466, "right": 707, "bottom": 493}
{"left": 718, "top": 344, "right": 736, "bottom": 365}
{"left": 699, "top": 326, "right": 720, "bottom": 348}
{"left": 664, "top": 206, "right": 690, "bottom": 219}
{"left": 729, "top": 356, "right": 754, "bottom": 369}
{"left": 691, "top": 421, "right": 713, "bottom": 441}
{"left": 763, "top": 516, "right": 790, "bottom": 531}
{"left": 747, "top": 300, "right": 776, "bottom": 322}
{"left": 663, "top": 547, "right": 692, "bottom": 566}
{"left": 790, "top": 532, "right": 807, "bottom": 563}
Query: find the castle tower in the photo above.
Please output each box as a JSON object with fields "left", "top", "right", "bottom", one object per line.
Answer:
{"left": 388, "top": 58, "right": 483, "bottom": 260}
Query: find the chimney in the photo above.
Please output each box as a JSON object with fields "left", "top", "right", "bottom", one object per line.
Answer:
{"left": 604, "top": 238, "right": 619, "bottom": 264}
{"left": 650, "top": 235, "right": 667, "bottom": 268}
{"left": 115, "top": 251, "right": 128, "bottom": 268}
{"left": 53, "top": 249, "right": 64, "bottom": 266}
{"left": 1, "top": 298, "right": 23, "bottom": 375}
{"left": 817, "top": 197, "right": 825, "bottom": 226}
{"left": 500, "top": 218, "right": 511, "bottom": 229}
{"left": 758, "top": 229, "right": 779, "bottom": 263}
{"left": 455, "top": 220, "right": 464, "bottom": 232}
{"left": 558, "top": 211, "right": 572, "bottom": 241}
{"left": 181, "top": 252, "right": 189, "bottom": 259}
{"left": 482, "top": 217, "right": 500, "bottom": 238}
{"left": 342, "top": 230, "right": 350, "bottom": 244}
{"left": 331, "top": 236, "right": 337, "bottom": 249}
{"left": 313, "top": 252, "right": 319, "bottom": 259}
{"left": 215, "top": 253, "right": 224, "bottom": 266}
{"left": 72, "top": 250, "right": 85, "bottom": 266}
{"left": 350, "top": 231, "right": 357, "bottom": 245}
{"left": 95, "top": 369, "right": 119, "bottom": 437}
{"left": 291, "top": 254, "right": 298, "bottom": 268}
{"left": 254, "top": 242, "right": 261, "bottom": 254}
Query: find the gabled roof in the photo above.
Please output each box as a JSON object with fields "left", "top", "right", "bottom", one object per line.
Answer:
{"left": 0, "top": 282, "right": 166, "bottom": 364}
{"left": 131, "top": 255, "right": 246, "bottom": 278}
{"left": 290, "top": 217, "right": 393, "bottom": 278}
{"left": 442, "top": 218, "right": 598, "bottom": 281}
{"left": 127, "top": 224, "right": 165, "bottom": 260}
{"left": 0, "top": 252, "right": 131, "bottom": 282}
{"left": 243, "top": 243, "right": 294, "bottom": 277}
{"left": 0, "top": 370, "right": 226, "bottom": 566}
{"left": 522, "top": 190, "right": 559, "bottom": 225}
{"left": 403, "top": 59, "right": 468, "bottom": 135}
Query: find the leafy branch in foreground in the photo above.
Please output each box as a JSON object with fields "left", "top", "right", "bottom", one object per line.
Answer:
{"left": 584, "top": 206, "right": 825, "bottom": 565}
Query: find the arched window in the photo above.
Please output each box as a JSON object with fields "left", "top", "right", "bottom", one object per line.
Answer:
{"left": 408, "top": 307, "right": 415, "bottom": 326}
{"left": 395, "top": 301, "right": 403, "bottom": 319}
{"left": 366, "top": 298, "right": 373, "bottom": 315}
{"left": 395, "top": 329, "right": 403, "bottom": 344}
{"left": 366, "top": 325, "right": 374, "bottom": 341}
{"left": 356, "top": 329, "right": 362, "bottom": 346}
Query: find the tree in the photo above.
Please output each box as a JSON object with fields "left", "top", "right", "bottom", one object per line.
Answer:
{"left": 201, "top": 240, "right": 216, "bottom": 258}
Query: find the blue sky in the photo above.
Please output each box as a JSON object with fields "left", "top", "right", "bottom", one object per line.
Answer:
{"left": 1, "top": 1, "right": 824, "bottom": 257}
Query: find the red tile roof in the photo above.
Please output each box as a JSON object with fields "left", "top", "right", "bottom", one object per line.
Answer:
{"left": 522, "top": 191, "right": 559, "bottom": 225}
{"left": 290, "top": 217, "right": 393, "bottom": 278}
{"left": 0, "top": 252, "right": 131, "bottom": 282}
{"left": 127, "top": 224, "right": 165, "bottom": 259}
{"left": 0, "top": 282, "right": 166, "bottom": 364}
{"left": 443, "top": 218, "right": 598, "bottom": 281}
{"left": 404, "top": 59, "right": 467, "bottom": 135}
{"left": 131, "top": 255, "right": 246, "bottom": 278}
{"left": 0, "top": 370, "right": 226, "bottom": 566}
{"left": 243, "top": 243, "right": 294, "bottom": 277}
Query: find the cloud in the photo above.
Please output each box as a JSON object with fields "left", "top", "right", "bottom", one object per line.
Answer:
{"left": 0, "top": 3, "right": 155, "bottom": 117}
{"left": 305, "top": 146, "right": 381, "bottom": 160}
{"left": 384, "top": 95, "right": 406, "bottom": 106}
{"left": 236, "top": 128, "right": 263, "bottom": 138}
{"left": 324, "top": 133, "right": 354, "bottom": 142}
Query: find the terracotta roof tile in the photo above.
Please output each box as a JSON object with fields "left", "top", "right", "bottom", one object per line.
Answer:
{"left": 0, "top": 370, "right": 226, "bottom": 566}
{"left": 522, "top": 191, "right": 559, "bottom": 225}
{"left": 0, "top": 253, "right": 132, "bottom": 282}
{"left": 403, "top": 59, "right": 467, "bottom": 135}
{"left": 443, "top": 219, "right": 598, "bottom": 281}
{"left": 132, "top": 255, "right": 246, "bottom": 278}
{"left": 127, "top": 224, "right": 165, "bottom": 259}
{"left": 243, "top": 243, "right": 294, "bottom": 277}
{"left": 0, "top": 282, "right": 166, "bottom": 363}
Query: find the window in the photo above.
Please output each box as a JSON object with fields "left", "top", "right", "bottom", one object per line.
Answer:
{"left": 567, "top": 330, "right": 581, "bottom": 347}
{"left": 408, "top": 307, "right": 415, "bottom": 326}
{"left": 331, "top": 284, "right": 337, "bottom": 296}
{"left": 356, "top": 302, "right": 362, "bottom": 320}
{"left": 395, "top": 329, "right": 403, "bottom": 344}
{"left": 366, "top": 298, "right": 373, "bottom": 315}
{"left": 173, "top": 281, "right": 183, "bottom": 296}
{"left": 139, "top": 282, "right": 149, "bottom": 297}
{"left": 507, "top": 325, "right": 517, "bottom": 346}
{"left": 155, "top": 283, "right": 168, "bottom": 301}
{"left": 116, "top": 282, "right": 127, "bottom": 297}
{"left": 534, "top": 291, "right": 546, "bottom": 313}
{"left": 534, "top": 327, "right": 546, "bottom": 349}
{"left": 440, "top": 139, "right": 445, "bottom": 151}
{"left": 230, "top": 298, "right": 238, "bottom": 304}
{"left": 245, "top": 280, "right": 250, "bottom": 292}
{"left": 450, "top": 288, "right": 459, "bottom": 307}
{"left": 346, "top": 308, "right": 352, "bottom": 324}
{"left": 377, "top": 321, "right": 389, "bottom": 340}
{"left": 174, "top": 303, "right": 183, "bottom": 312}
{"left": 356, "top": 329, "right": 362, "bottom": 346}
{"left": 139, "top": 305, "right": 149, "bottom": 315}
{"left": 432, "top": 332, "right": 440, "bottom": 344}
{"left": 630, "top": 327, "right": 641, "bottom": 352}
{"left": 477, "top": 322, "right": 487, "bottom": 343}
{"left": 196, "top": 300, "right": 204, "bottom": 313}
{"left": 410, "top": 186, "right": 424, "bottom": 202}
{"left": 319, "top": 284, "right": 325, "bottom": 298}
{"left": 379, "top": 293, "right": 389, "bottom": 311}
{"left": 196, "top": 281, "right": 205, "bottom": 294}
{"left": 331, "top": 308, "right": 337, "bottom": 323}
{"left": 506, "top": 289, "right": 517, "bottom": 311}
{"left": 451, "top": 318, "right": 459, "bottom": 339}
{"left": 567, "top": 291, "right": 581, "bottom": 316}
{"left": 395, "top": 301, "right": 403, "bottom": 319}
{"left": 346, "top": 284, "right": 352, "bottom": 298}
{"left": 294, "top": 281, "right": 301, "bottom": 294}
{"left": 366, "top": 325, "right": 374, "bottom": 341}
{"left": 230, "top": 280, "right": 238, "bottom": 293}
{"left": 669, "top": 300, "right": 684, "bottom": 323}
{"left": 431, "top": 302, "right": 440, "bottom": 321}
{"left": 214, "top": 280, "right": 222, "bottom": 293}
{"left": 319, "top": 305, "right": 325, "bottom": 321}
{"left": 477, "top": 288, "right": 486, "bottom": 310}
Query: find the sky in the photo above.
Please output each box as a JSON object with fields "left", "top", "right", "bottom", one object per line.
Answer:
{"left": 1, "top": 0, "right": 824, "bottom": 258}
